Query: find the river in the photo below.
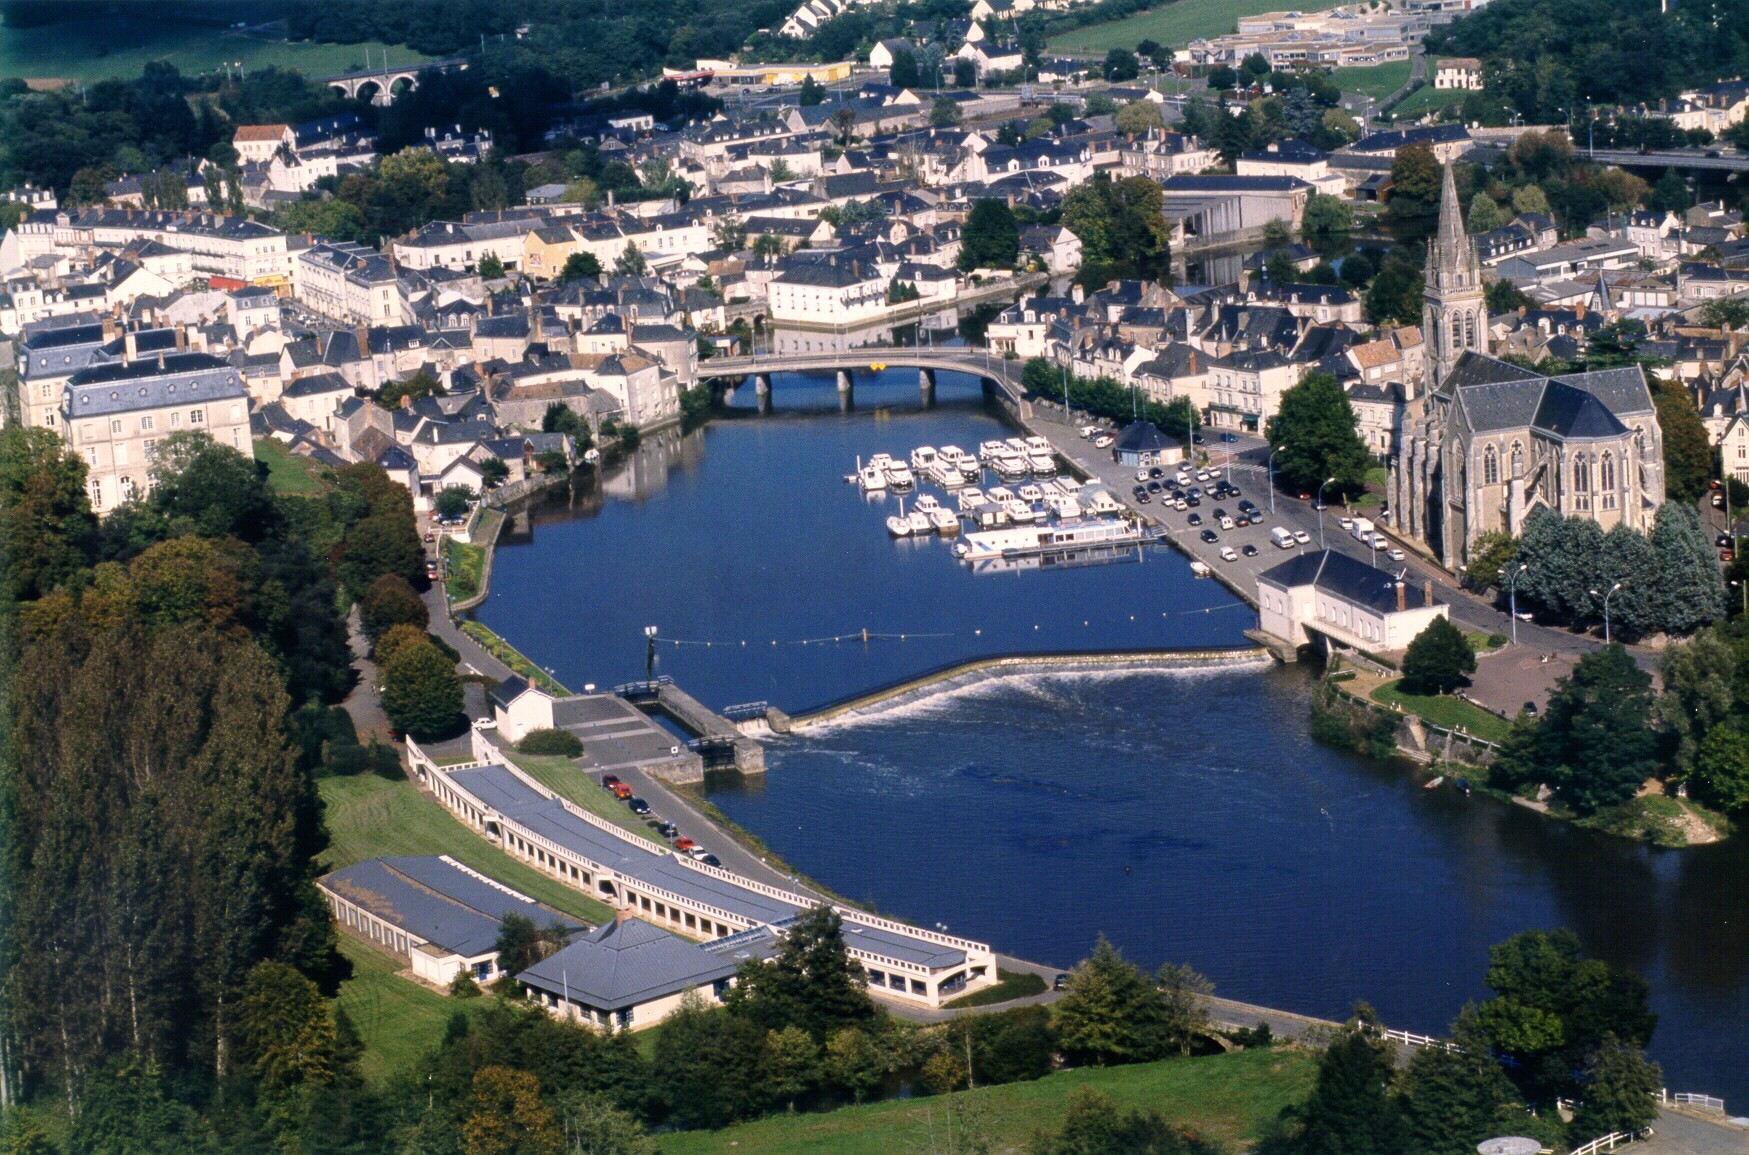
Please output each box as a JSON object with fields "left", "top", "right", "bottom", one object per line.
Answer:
{"left": 475, "top": 367, "right": 1749, "bottom": 1106}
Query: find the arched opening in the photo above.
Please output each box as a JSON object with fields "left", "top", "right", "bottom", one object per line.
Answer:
{"left": 390, "top": 75, "right": 416, "bottom": 100}
{"left": 1483, "top": 445, "right": 1498, "bottom": 485}
{"left": 354, "top": 79, "right": 382, "bottom": 104}
{"left": 1573, "top": 453, "right": 1590, "bottom": 511}
{"left": 1510, "top": 440, "right": 1524, "bottom": 478}
{"left": 329, "top": 81, "right": 352, "bottom": 99}
{"left": 1600, "top": 451, "right": 1616, "bottom": 509}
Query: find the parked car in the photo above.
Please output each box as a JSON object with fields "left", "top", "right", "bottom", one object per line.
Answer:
{"left": 423, "top": 531, "right": 437, "bottom": 543}
{"left": 626, "top": 798, "right": 651, "bottom": 815}
{"left": 1718, "top": 534, "right": 1734, "bottom": 548}
{"left": 1053, "top": 973, "right": 1071, "bottom": 991}
{"left": 1242, "top": 543, "right": 1259, "bottom": 557}
{"left": 609, "top": 782, "right": 633, "bottom": 799}
{"left": 1293, "top": 530, "right": 1311, "bottom": 544}
{"left": 1187, "top": 512, "right": 1203, "bottom": 526}
{"left": 674, "top": 837, "right": 697, "bottom": 851}
{"left": 1219, "top": 546, "right": 1238, "bottom": 562}
{"left": 1220, "top": 433, "right": 1238, "bottom": 443}
{"left": 1387, "top": 548, "right": 1405, "bottom": 562}
{"left": 1523, "top": 701, "right": 1540, "bottom": 717}
{"left": 1136, "top": 468, "right": 1152, "bottom": 481}
{"left": 1148, "top": 466, "right": 1164, "bottom": 479}
{"left": 601, "top": 775, "right": 622, "bottom": 787}
{"left": 655, "top": 822, "right": 679, "bottom": 838}
{"left": 699, "top": 854, "right": 722, "bottom": 868}
{"left": 1712, "top": 492, "right": 1727, "bottom": 508}
{"left": 1200, "top": 529, "right": 1219, "bottom": 543}
{"left": 1147, "top": 480, "right": 1163, "bottom": 493}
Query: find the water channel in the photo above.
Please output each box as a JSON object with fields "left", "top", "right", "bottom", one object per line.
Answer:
{"left": 476, "top": 366, "right": 1749, "bottom": 1106}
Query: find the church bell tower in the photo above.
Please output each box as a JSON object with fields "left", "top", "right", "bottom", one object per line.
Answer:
{"left": 1422, "top": 162, "right": 1488, "bottom": 386}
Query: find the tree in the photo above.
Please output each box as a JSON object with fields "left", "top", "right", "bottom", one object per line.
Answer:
{"left": 360, "top": 573, "right": 428, "bottom": 641}
{"left": 727, "top": 905, "right": 875, "bottom": 1040}
{"left": 959, "top": 199, "right": 1020, "bottom": 270}
{"left": 1388, "top": 143, "right": 1442, "bottom": 216}
{"left": 1280, "top": 1023, "right": 1404, "bottom": 1155}
{"left": 890, "top": 47, "right": 920, "bottom": 90}
{"left": 1690, "top": 723, "right": 1749, "bottom": 813}
{"left": 1048, "top": 936, "right": 1167, "bottom": 1065}
{"left": 1156, "top": 961, "right": 1214, "bottom": 1056}
{"left": 1396, "top": 1043, "right": 1527, "bottom": 1155}
{"left": 763, "top": 1025, "right": 820, "bottom": 1112}
{"left": 0, "top": 426, "right": 98, "bottom": 601}
{"left": 613, "top": 242, "right": 648, "bottom": 277}
{"left": 1103, "top": 48, "right": 1140, "bottom": 81}
{"left": 953, "top": 58, "right": 977, "bottom": 88}
{"left": 1207, "top": 64, "right": 1238, "bottom": 90}
{"left": 560, "top": 251, "right": 602, "bottom": 282}
{"left": 799, "top": 75, "right": 826, "bottom": 106}
{"left": 931, "top": 97, "right": 962, "bottom": 127}
{"left": 1029, "top": 1087, "right": 1220, "bottom": 1155}
{"left": 278, "top": 196, "right": 367, "bottom": 241}
{"left": 1659, "top": 626, "right": 1737, "bottom": 775}
{"left": 1652, "top": 382, "right": 1712, "bottom": 503}
{"left": 1402, "top": 618, "right": 1476, "bottom": 695}
{"left": 435, "top": 485, "right": 475, "bottom": 520}
{"left": 822, "top": 1027, "right": 884, "bottom": 1103}
{"left": 1486, "top": 279, "right": 1530, "bottom": 313}
{"left": 1300, "top": 192, "right": 1353, "bottom": 237}
{"left": 480, "top": 457, "right": 512, "bottom": 489}
{"left": 1701, "top": 298, "right": 1749, "bottom": 330}
{"left": 494, "top": 912, "right": 566, "bottom": 975}
{"left": 1570, "top": 1036, "right": 1662, "bottom": 1140}
{"left": 1511, "top": 184, "right": 1550, "bottom": 217}
{"left": 237, "top": 960, "right": 337, "bottom": 1090}
{"left": 380, "top": 634, "right": 464, "bottom": 742}
{"left": 149, "top": 431, "right": 275, "bottom": 541}
{"left": 463, "top": 1066, "right": 562, "bottom": 1155}
{"left": 1265, "top": 371, "right": 1372, "bottom": 498}
{"left": 1113, "top": 100, "right": 1164, "bottom": 135}
{"left": 478, "top": 253, "right": 506, "bottom": 279}
{"left": 1363, "top": 250, "right": 1425, "bottom": 325}
{"left": 1463, "top": 530, "right": 1518, "bottom": 591}
{"left": 1537, "top": 644, "right": 1659, "bottom": 812}
{"left": 551, "top": 1091, "right": 657, "bottom": 1155}
{"left": 1467, "top": 192, "right": 1506, "bottom": 232}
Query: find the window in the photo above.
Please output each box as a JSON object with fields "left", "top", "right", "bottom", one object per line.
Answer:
{"left": 1483, "top": 446, "right": 1499, "bottom": 485}
{"left": 1510, "top": 441, "right": 1523, "bottom": 477}
{"left": 169, "top": 412, "right": 181, "bottom": 428}
{"left": 140, "top": 416, "right": 154, "bottom": 432}
{"left": 89, "top": 479, "right": 103, "bottom": 509}
{"left": 1601, "top": 452, "right": 1616, "bottom": 510}
{"left": 110, "top": 419, "right": 122, "bottom": 433}
{"left": 189, "top": 408, "right": 204, "bottom": 425}
{"left": 1573, "top": 453, "right": 1590, "bottom": 510}
{"left": 144, "top": 439, "right": 157, "bottom": 459}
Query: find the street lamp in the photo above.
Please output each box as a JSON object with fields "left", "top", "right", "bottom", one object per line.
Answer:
{"left": 1588, "top": 582, "right": 1624, "bottom": 645}
{"left": 1316, "top": 476, "right": 1337, "bottom": 549}
{"left": 1267, "top": 445, "right": 1284, "bottom": 514}
{"left": 644, "top": 624, "right": 659, "bottom": 682}
{"left": 1507, "top": 562, "right": 1528, "bottom": 646}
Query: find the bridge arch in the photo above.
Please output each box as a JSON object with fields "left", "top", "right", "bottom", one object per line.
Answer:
{"left": 353, "top": 79, "right": 383, "bottom": 104}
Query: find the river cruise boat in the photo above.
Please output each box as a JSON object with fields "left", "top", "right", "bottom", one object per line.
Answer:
{"left": 886, "top": 462, "right": 915, "bottom": 490}
{"left": 978, "top": 440, "right": 1007, "bottom": 464}
{"left": 907, "top": 509, "right": 932, "bottom": 533}
{"left": 1024, "top": 436, "right": 1051, "bottom": 455}
{"left": 1046, "top": 493, "right": 1083, "bottom": 519}
{"left": 952, "top": 517, "right": 1160, "bottom": 560}
{"left": 887, "top": 514, "right": 913, "bottom": 537}
{"left": 931, "top": 459, "right": 967, "bottom": 487}
{"left": 993, "top": 451, "right": 1029, "bottom": 480}
{"left": 986, "top": 486, "right": 1015, "bottom": 503}
{"left": 914, "top": 493, "right": 942, "bottom": 514}
{"left": 1028, "top": 452, "right": 1057, "bottom": 478}
{"left": 1018, "top": 483, "right": 1044, "bottom": 503}
{"left": 858, "top": 462, "right": 887, "bottom": 491}
{"left": 958, "top": 488, "right": 989, "bottom": 511}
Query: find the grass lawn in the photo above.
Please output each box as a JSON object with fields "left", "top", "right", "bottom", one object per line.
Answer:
{"left": 317, "top": 772, "right": 614, "bottom": 923}
{"left": 460, "top": 620, "right": 569, "bottom": 695}
{"left": 333, "top": 936, "right": 480, "bottom": 1084}
{"left": 1393, "top": 83, "right": 1467, "bottom": 120}
{"left": 659, "top": 1047, "right": 1315, "bottom": 1155}
{"left": 255, "top": 438, "right": 329, "bottom": 496}
{"left": 498, "top": 751, "right": 668, "bottom": 847}
{"left": 1330, "top": 60, "right": 1412, "bottom": 102}
{"left": 944, "top": 969, "right": 1049, "bottom": 1009}
{"left": 1371, "top": 680, "right": 1512, "bottom": 744}
{"left": 1047, "top": 0, "right": 1289, "bottom": 53}
{"left": 0, "top": 12, "right": 435, "bottom": 86}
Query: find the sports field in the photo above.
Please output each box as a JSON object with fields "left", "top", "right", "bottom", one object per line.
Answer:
{"left": 1047, "top": 0, "right": 1292, "bottom": 54}
{"left": 0, "top": 13, "right": 432, "bottom": 86}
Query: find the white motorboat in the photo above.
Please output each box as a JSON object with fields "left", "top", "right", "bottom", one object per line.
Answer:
{"left": 886, "top": 462, "right": 916, "bottom": 489}
{"left": 986, "top": 486, "right": 1015, "bottom": 503}
{"left": 887, "top": 514, "right": 912, "bottom": 536}
{"left": 1047, "top": 494, "right": 1083, "bottom": 519}
{"left": 978, "top": 440, "right": 1007, "bottom": 464}
{"left": 993, "top": 451, "right": 1029, "bottom": 479}
{"left": 929, "top": 508, "right": 960, "bottom": 535}
{"left": 939, "top": 445, "right": 968, "bottom": 467}
{"left": 914, "top": 493, "right": 943, "bottom": 514}
{"left": 907, "top": 510, "right": 932, "bottom": 533}
{"left": 1056, "top": 476, "right": 1083, "bottom": 492}
{"left": 856, "top": 457, "right": 887, "bottom": 492}
{"left": 1024, "top": 435, "right": 1051, "bottom": 455}
{"left": 869, "top": 452, "right": 895, "bottom": 470}
{"left": 1018, "top": 483, "right": 1044, "bottom": 503}
{"left": 931, "top": 459, "right": 967, "bottom": 487}
{"left": 953, "top": 517, "right": 1162, "bottom": 560}
{"left": 1003, "top": 438, "right": 1028, "bottom": 454}
{"left": 1028, "top": 452, "right": 1057, "bottom": 477}
{"left": 958, "top": 488, "right": 988, "bottom": 510}
{"left": 1002, "top": 498, "right": 1038, "bottom": 523}
{"left": 910, "top": 446, "right": 938, "bottom": 472}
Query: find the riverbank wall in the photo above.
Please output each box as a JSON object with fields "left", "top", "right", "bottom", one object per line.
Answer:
{"left": 779, "top": 646, "right": 1270, "bottom": 730}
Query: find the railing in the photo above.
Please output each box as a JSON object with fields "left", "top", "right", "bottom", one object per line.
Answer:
{"left": 721, "top": 701, "right": 771, "bottom": 721}
{"left": 1376, "top": 1027, "right": 1460, "bottom": 1052}
{"left": 1571, "top": 1131, "right": 1637, "bottom": 1155}
{"left": 1659, "top": 1089, "right": 1727, "bottom": 1112}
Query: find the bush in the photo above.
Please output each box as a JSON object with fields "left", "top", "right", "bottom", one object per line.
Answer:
{"left": 449, "top": 972, "right": 483, "bottom": 998}
{"left": 517, "top": 728, "right": 583, "bottom": 757}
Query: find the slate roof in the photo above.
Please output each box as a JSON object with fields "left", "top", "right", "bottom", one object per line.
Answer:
{"left": 320, "top": 855, "right": 585, "bottom": 959}
{"left": 517, "top": 918, "right": 751, "bottom": 1011}
{"left": 1532, "top": 379, "right": 1629, "bottom": 439}
{"left": 1112, "top": 420, "right": 1173, "bottom": 453}
{"left": 1258, "top": 549, "right": 1441, "bottom": 614}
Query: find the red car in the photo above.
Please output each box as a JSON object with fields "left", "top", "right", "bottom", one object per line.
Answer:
{"left": 601, "top": 775, "right": 622, "bottom": 787}
{"left": 609, "top": 783, "right": 633, "bottom": 800}
{"left": 673, "top": 837, "right": 698, "bottom": 852}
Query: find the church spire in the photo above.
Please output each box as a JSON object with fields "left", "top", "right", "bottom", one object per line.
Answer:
{"left": 1434, "top": 161, "right": 1464, "bottom": 270}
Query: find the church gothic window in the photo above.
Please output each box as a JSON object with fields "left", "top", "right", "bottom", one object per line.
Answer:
{"left": 1601, "top": 452, "right": 1616, "bottom": 510}
{"left": 1573, "top": 453, "right": 1590, "bottom": 511}
{"left": 1510, "top": 441, "right": 1523, "bottom": 478}
{"left": 1483, "top": 446, "right": 1499, "bottom": 485}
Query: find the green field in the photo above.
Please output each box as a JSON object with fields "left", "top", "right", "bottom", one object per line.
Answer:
{"left": 0, "top": 14, "right": 436, "bottom": 86}
{"left": 333, "top": 936, "right": 481, "bottom": 1084}
{"left": 499, "top": 750, "right": 669, "bottom": 847}
{"left": 1048, "top": 0, "right": 1291, "bottom": 53}
{"left": 1392, "top": 81, "right": 1467, "bottom": 120}
{"left": 317, "top": 772, "right": 613, "bottom": 923}
{"left": 443, "top": 536, "right": 487, "bottom": 602}
{"left": 255, "top": 438, "right": 329, "bottom": 496}
{"left": 1330, "top": 60, "right": 1412, "bottom": 102}
{"left": 659, "top": 1048, "right": 1315, "bottom": 1155}
{"left": 1371, "top": 680, "right": 1512, "bottom": 744}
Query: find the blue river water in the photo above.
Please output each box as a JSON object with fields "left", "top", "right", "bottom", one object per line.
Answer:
{"left": 477, "top": 369, "right": 1749, "bottom": 1106}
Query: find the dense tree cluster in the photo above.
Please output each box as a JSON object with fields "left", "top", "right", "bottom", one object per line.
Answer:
{"left": 1060, "top": 174, "right": 1173, "bottom": 282}
{"left": 1022, "top": 358, "right": 1199, "bottom": 440}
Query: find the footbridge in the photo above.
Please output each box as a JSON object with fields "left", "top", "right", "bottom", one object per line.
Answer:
{"left": 699, "top": 347, "right": 1029, "bottom": 408}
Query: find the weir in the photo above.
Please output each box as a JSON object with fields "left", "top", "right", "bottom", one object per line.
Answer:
{"left": 618, "top": 679, "right": 766, "bottom": 773}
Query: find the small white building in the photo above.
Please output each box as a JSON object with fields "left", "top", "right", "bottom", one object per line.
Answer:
{"left": 1721, "top": 413, "right": 1749, "bottom": 483}
{"left": 319, "top": 855, "right": 586, "bottom": 988}
{"left": 1257, "top": 549, "right": 1448, "bottom": 653}
{"left": 1433, "top": 57, "right": 1484, "bottom": 90}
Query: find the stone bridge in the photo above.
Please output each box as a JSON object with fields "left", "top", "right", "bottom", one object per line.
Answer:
{"left": 698, "top": 347, "right": 1029, "bottom": 407}
{"left": 314, "top": 56, "right": 469, "bottom": 106}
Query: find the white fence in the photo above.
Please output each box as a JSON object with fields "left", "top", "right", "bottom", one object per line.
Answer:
{"left": 1571, "top": 1131, "right": 1637, "bottom": 1155}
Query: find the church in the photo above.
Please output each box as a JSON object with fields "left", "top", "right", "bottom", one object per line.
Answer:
{"left": 1389, "top": 165, "right": 1665, "bottom": 566}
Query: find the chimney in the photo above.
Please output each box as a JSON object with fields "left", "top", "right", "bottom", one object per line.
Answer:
{"left": 174, "top": 322, "right": 187, "bottom": 352}
{"left": 1424, "top": 580, "right": 1435, "bottom": 606}
{"left": 156, "top": 351, "right": 165, "bottom": 370}
{"left": 102, "top": 315, "right": 119, "bottom": 344}
{"left": 400, "top": 393, "right": 413, "bottom": 410}
{"left": 355, "top": 324, "right": 369, "bottom": 356}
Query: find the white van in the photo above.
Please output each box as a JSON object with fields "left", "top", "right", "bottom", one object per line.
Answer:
{"left": 1271, "top": 526, "right": 1296, "bottom": 549}
{"left": 1219, "top": 515, "right": 1235, "bottom": 531}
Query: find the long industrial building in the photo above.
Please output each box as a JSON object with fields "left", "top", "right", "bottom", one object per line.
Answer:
{"left": 411, "top": 751, "right": 998, "bottom": 1008}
